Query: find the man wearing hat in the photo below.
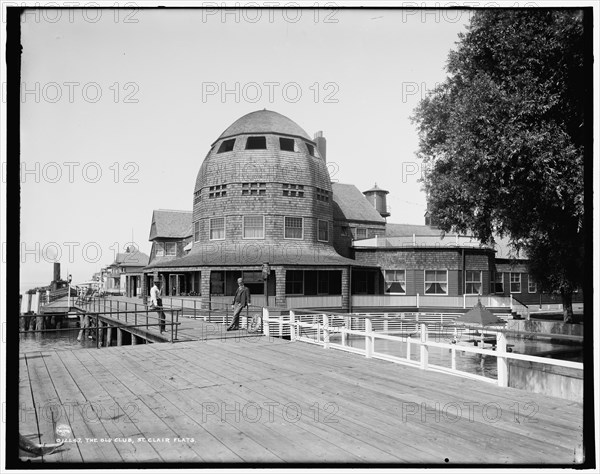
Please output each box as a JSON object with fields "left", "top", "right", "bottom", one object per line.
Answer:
{"left": 227, "top": 278, "right": 251, "bottom": 331}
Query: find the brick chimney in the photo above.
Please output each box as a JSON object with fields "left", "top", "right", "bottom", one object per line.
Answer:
{"left": 314, "top": 131, "right": 326, "bottom": 162}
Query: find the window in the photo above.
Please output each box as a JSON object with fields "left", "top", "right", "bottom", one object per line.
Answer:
{"left": 279, "top": 137, "right": 295, "bottom": 151}
{"left": 285, "top": 217, "right": 303, "bottom": 239}
{"left": 283, "top": 183, "right": 305, "bottom": 197}
{"left": 193, "top": 190, "right": 201, "bottom": 204}
{"left": 165, "top": 242, "right": 176, "bottom": 256}
{"left": 495, "top": 272, "right": 504, "bottom": 293}
{"left": 243, "top": 215, "right": 264, "bottom": 239}
{"left": 210, "top": 271, "right": 225, "bottom": 295}
{"left": 318, "top": 220, "right": 329, "bottom": 242}
{"left": 242, "top": 182, "right": 266, "bottom": 196}
{"left": 217, "top": 139, "right": 235, "bottom": 153}
{"left": 210, "top": 217, "right": 225, "bottom": 240}
{"left": 528, "top": 277, "right": 537, "bottom": 293}
{"left": 340, "top": 226, "right": 349, "bottom": 237}
{"left": 194, "top": 221, "right": 200, "bottom": 242}
{"left": 355, "top": 228, "right": 367, "bottom": 240}
{"left": 316, "top": 187, "right": 329, "bottom": 202}
{"left": 425, "top": 270, "right": 448, "bottom": 295}
{"left": 385, "top": 270, "right": 406, "bottom": 294}
{"left": 155, "top": 243, "right": 164, "bottom": 257}
{"left": 209, "top": 184, "right": 227, "bottom": 198}
{"left": 246, "top": 136, "right": 267, "bottom": 150}
{"left": 465, "top": 270, "right": 482, "bottom": 294}
{"left": 510, "top": 273, "right": 521, "bottom": 293}
{"left": 305, "top": 143, "right": 315, "bottom": 156}
{"left": 286, "top": 270, "right": 304, "bottom": 294}
{"left": 317, "top": 272, "right": 330, "bottom": 294}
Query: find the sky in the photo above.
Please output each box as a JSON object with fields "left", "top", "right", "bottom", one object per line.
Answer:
{"left": 13, "top": 6, "right": 482, "bottom": 291}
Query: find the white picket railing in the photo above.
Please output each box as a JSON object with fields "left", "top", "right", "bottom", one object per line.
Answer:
{"left": 261, "top": 309, "right": 582, "bottom": 387}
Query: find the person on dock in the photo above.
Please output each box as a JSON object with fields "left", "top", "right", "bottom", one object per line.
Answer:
{"left": 150, "top": 281, "right": 166, "bottom": 333}
{"left": 227, "top": 278, "right": 250, "bottom": 331}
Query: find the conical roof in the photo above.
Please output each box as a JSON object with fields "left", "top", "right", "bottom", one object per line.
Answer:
{"left": 455, "top": 300, "right": 506, "bottom": 326}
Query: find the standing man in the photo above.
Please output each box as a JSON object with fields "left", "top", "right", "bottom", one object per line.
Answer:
{"left": 227, "top": 278, "right": 250, "bottom": 331}
{"left": 150, "top": 280, "right": 166, "bottom": 333}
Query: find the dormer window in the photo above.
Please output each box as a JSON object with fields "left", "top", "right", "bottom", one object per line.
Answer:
{"left": 246, "top": 136, "right": 267, "bottom": 150}
{"left": 305, "top": 143, "right": 315, "bottom": 156}
{"left": 279, "top": 137, "right": 295, "bottom": 152}
{"left": 217, "top": 139, "right": 235, "bottom": 153}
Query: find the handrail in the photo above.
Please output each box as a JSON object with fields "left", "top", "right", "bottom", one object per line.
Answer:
{"left": 78, "top": 297, "right": 181, "bottom": 342}
{"left": 262, "top": 309, "right": 583, "bottom": 388}
{"left": 18, "top": 313, "right": 181, "bottom": 344}
{"left": 511, "top": 295, "right": 529, "bottom": 308}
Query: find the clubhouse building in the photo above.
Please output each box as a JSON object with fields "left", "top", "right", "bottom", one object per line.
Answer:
{"left": 141, "top": 110, "right": 581, "bottom": 313}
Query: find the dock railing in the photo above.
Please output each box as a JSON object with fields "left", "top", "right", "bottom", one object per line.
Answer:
{"left": 86, "top": 295, "right": 263, "bottom": 332}
{"left": 19, "top": 304, "right": 182, "bottom": 345}
{"left": 262, "top": 308, "right": 583, "bottom": 388}
{"left": 139, "top": 296, "right": 263, "bottom": 331}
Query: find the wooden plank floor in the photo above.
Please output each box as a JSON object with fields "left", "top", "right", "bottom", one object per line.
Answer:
{"left": 19, "top": 336, "right": 584, "bottom": 464}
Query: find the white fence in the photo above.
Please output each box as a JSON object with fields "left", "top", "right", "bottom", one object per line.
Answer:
{"left": 262, "top": 309, "right": 582, "bottom": 388}
{"left": 351, "top": 294, "right": 529, "bottom": 318}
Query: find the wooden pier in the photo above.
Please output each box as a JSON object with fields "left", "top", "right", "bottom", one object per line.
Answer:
{"left": 19, "top": 335, "right": 583, "bottom": 464}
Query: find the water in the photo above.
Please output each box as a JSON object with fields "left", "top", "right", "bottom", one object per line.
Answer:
{"left": 331, "top": 334, "right": 582, "bottom": 380}
{"left": 19, "top": 327, "right": 97, "bottom": 353}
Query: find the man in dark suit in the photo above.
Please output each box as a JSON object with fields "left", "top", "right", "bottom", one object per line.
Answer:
{"left": 227, "top": 278, "right": 250, "bottom": 331}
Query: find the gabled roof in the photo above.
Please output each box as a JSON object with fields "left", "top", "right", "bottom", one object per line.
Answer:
{"left": 149, "top": 209, "right": 192, "bottom": 240}
{"left": 111, "top": 251, "right": 150, "bottom": 267}
{"left": 331, "top": 183, "right": 386, "bottom": 224}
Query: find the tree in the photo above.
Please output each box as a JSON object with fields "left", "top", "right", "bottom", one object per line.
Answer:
{"left": 412, "top": 10, "right": 586, "bottom": 322}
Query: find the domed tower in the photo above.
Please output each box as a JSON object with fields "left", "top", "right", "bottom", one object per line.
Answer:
{"left": 192, "top": 109, "right": 334, "bottom": 250}
{"left": 144, "top": 110, "right": 374, "bottom": 310}
{"left": 363, "top": 183, "right": 390, "bottom": 219}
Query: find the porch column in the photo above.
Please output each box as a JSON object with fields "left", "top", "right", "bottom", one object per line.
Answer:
{"left": 141, "top": 273, "right": 148, "bottom": 300}
{"left": 201, "top": 269, "right": 211, "bottom": 310}
{"left": 341, "top": 267, "right": 350, "bottom": 312}
{"left": 274, "top": 266, "right": 286, "bottom": 308}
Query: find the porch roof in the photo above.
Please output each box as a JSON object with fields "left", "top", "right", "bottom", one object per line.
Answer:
{"left": 144, "top": 244, "right": 365, "bottom": 270}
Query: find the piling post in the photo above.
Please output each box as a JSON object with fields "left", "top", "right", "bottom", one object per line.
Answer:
{"left": 132, "top": 334, "right": 138, "bottom": 345}
{"left": 106, "top": 325, "right": 113, "bottom": 347}
{"left": 117, "top": 328, "right": 123, "bottom": 346}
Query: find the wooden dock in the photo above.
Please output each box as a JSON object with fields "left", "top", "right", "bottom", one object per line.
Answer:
{"left": 19, "top": 335, "right": 583, "bottom": 464}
